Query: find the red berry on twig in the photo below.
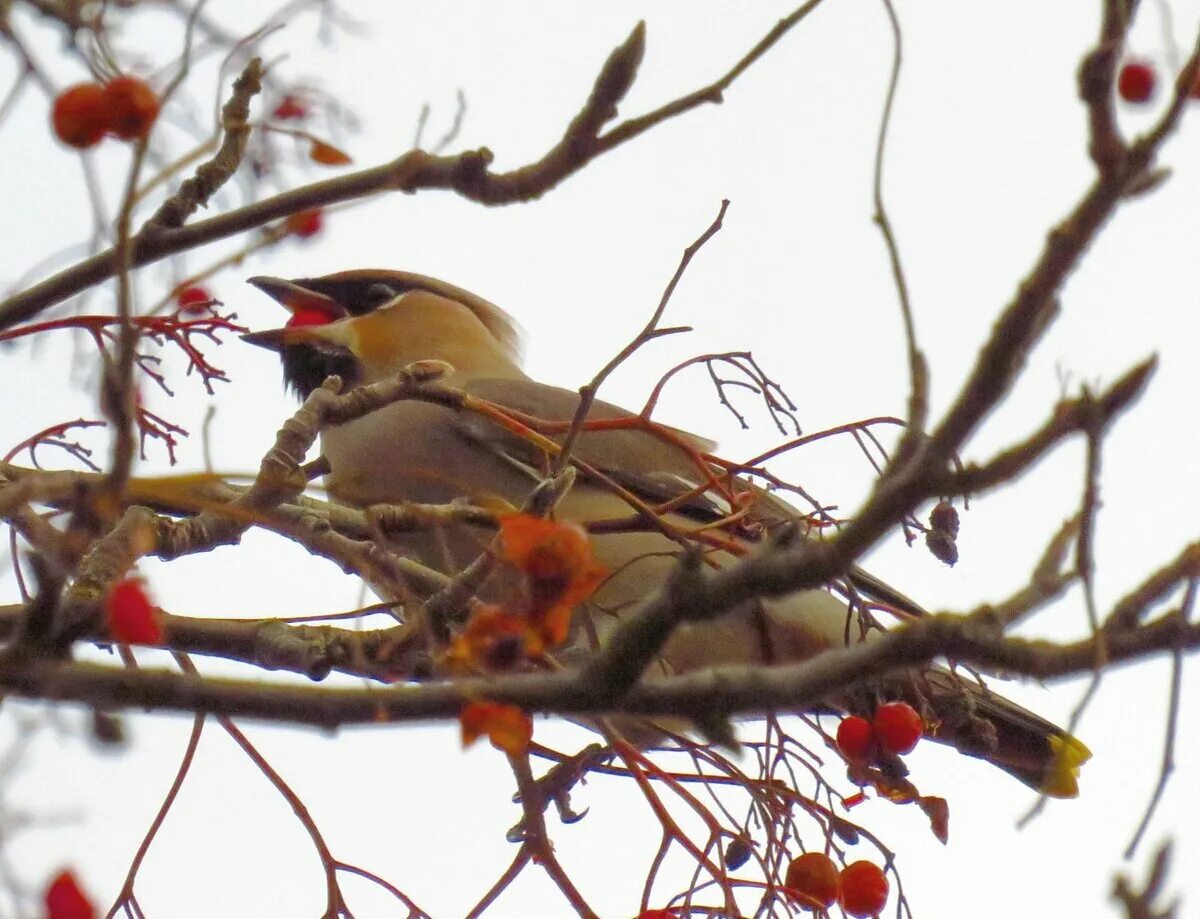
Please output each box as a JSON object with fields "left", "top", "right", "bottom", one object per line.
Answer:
{"left": 104, "top": 76, "right": 160, "bottom": 140}
{"left": 52, "top": 83, "right": 109, "bottom": 149}
{"left": 836, "top": 715, "right": 875, "bottom": 761}
{"left": 1117, "top": 60, "right": 1156, "bottom": 104}
{"left": 176, "top": 286, "right": 213, "bottom": 313}
{"left": 873, "top": 701, "right": 923, "bottom": 755}
{"left": 839, "top": 861, "right": 889, "bottom": 918}
{"left": 785, "top": 852, "right": 839, "bottom": 911}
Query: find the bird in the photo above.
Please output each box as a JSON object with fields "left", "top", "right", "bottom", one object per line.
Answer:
{"left": 242, "top": 268, "right": 1090, "bottom": 797}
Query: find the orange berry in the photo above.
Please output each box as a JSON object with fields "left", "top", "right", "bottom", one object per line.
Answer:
{"left": 873, "top": 701, "right": 923, "bottom": 755}
{"left": 105, "top": 578, "right": 163, "bottom": 645}
{"left": 175, "top": 285, "right": 212, "bottom": 313}
{"left": 44, "top": 869, "right": 95, "bottom": 919}
{"left": 286, "top": 208, "right": 324, "bottom": 239}
{"left": 836, "top": 715, "right": 874, "bottom": 760}
{"left": 52, "top": 83, "right": 109, "bottom": 149}
{"left": 784, "top": 852, "right": 839, "bottom": 911}
{"left": 839, "top": 861, "right": 888, "bottom": 918}
{"left": 104, "top": 76, "right": 160, "bottom": 140}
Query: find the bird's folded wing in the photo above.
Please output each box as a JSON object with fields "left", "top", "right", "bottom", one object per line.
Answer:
{"left": 458, "top": 377, "right": 737, "bottom": 521}
{"left": 457, "top": 377, "right": 927, "bottom": 618}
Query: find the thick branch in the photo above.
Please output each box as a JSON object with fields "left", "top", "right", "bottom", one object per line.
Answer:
{"left": 1, "top": 603, "right": 1195, "bottom": 729}
{"left": 0, "top": 8, "right": 826, "bottom": 331}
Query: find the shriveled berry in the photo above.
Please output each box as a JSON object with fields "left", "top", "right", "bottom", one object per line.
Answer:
{"left": 726, "top": 837, "right": 753, "bottom": 870}
{"left": 928, "top": 499, "right": 959, "bottom": 537}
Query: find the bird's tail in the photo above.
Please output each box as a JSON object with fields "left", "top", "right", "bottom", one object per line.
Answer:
{"left": 841, "top": 568, "right": 1090, "bottom": 797}
{"left": 912, "top": 668, "right": 1092, "bottom": 798}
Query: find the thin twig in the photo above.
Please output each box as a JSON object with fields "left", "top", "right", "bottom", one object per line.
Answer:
{"left": 1124, "top": 578, "right": 1196, "bottom": 858}
{"left": 553, "top": 198, "right": 728, "bottom": 475}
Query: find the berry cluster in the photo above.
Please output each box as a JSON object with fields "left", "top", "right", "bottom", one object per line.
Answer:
{"left": 785, "top": 852, "right": 889, "bottom": 917}
{"left": 836, "top": 700, "right": 924, "bottom": 762}
{"left": 52, "top": 77, "right": 159, "bottom": 149}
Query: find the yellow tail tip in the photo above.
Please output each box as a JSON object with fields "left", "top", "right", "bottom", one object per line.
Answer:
{"left": 1043, "top": 734, "right": 1093, "bottom": 798}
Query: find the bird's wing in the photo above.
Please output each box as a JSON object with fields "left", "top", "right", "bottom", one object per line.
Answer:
{"left": 458, "top": 377, "right": 926, "bottom": 617}
{"left": 461, "top": 377, "right": 782, "bottom": 522}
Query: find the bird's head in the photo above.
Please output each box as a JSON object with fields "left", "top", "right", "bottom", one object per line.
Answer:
{"left": 242, "top": 269, "right": 523, "bottom": 398}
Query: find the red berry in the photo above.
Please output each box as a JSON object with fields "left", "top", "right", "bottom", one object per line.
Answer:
{"left": 286, "top": 208, "right": 324, "bottom": 239}
{"left": 1117, "top": 60, "right": 1156, "bottom": 104}
{"left": 105, "top": 578, "right": 163, "bottom": 645}
{"left": 273, "top": 95, "right": 308, "bottom": 120}
{"left": 784, "top": 852, "right": 839, "bottom": 911}
{"left": 286, "top": 306, "right": 338, "bottom": 328}
{"left": 176, "top": 285, "right": 213, "bottom": 313}
{"left": 103, "top": 76, "right": 160, "bottom": 140}
{"left": 873, "top": 701, "right": 923, "bottom": 755}
{"left": 52, "top": 83, "right": 110, "bottom": 149}
{"left": 44, "top": 869, "right": 95, "bottom": 919}
{"left": 839, "top": 861, "right": 889, "bottom": 918}
{"left": 836, "top": 715, "right": 874, "bottom": 760}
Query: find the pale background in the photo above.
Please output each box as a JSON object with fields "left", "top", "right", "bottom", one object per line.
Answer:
{"left": 1, "top": 2, "right": 1198, "bottom": 917}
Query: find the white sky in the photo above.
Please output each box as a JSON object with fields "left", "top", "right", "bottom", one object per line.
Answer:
{"left": 2, "top": 2, "right": 1199, "bottom": 917}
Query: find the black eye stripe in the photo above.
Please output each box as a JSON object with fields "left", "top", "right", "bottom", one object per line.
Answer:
{"left": 365, "top": 283, "right": 398, "bottom": 306}
{"left": 289, "top": 275, "right": 454, "bottom": 316}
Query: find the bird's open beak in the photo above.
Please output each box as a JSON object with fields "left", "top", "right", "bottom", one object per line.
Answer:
{"left": 243, "top": 276, "right": 349, "bottom": 352}
{"left": 246, "top": 276, "right": 346, "bottom": 319}
{"left": 240, "top": 327, "right": 292, "bottom": 352}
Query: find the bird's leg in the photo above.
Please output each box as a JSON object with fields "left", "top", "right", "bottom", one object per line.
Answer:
{"left": 507, "top": 743, "right": 610, "bottom": 841}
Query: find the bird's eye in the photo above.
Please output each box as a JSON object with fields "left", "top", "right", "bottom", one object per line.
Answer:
{"left": 364, "top": 283, "right": 398, "bottom": 308}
